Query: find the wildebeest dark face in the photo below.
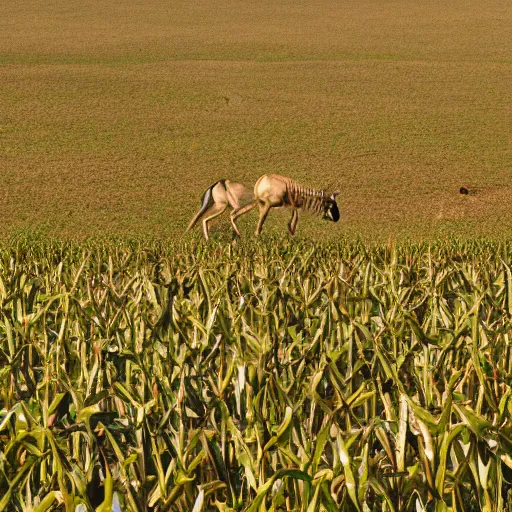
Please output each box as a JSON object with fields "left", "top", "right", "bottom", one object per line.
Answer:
{"left": 323, "top": 192, "right": 340, "bottom": 222}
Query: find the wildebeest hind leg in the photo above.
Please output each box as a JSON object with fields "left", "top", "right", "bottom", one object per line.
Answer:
{"left": 202, "top": 204, "right": 227, "bottom": 241}
{"left": 230, "top": 203, "right": 256, "bottom": 236}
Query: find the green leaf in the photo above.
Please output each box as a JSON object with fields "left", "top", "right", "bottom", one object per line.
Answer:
{"left": 32, "top": 491, "right": 64, "bottom": 512}
{"left": 262, "top": 406, "right": 293, "bottom": 453}
{"left": 95, "top": 462, "right": 114, "bottom": 512}
{"left": 338, "top": 436, "right": 362, "bottom": 512}
{"left": 245, "top": 469, "right": 312, "bottom": 512}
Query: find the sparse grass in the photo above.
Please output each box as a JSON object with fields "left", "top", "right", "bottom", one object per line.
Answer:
{"left": 1, "top": 0, "right": 512, "bottom": 239}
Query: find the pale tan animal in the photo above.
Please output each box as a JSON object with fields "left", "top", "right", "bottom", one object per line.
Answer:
{"left": 232, "top": 174, "right": 340, "bottom": 236}
{"left": 185, "top": 179, "right": 253, "bottom": 240}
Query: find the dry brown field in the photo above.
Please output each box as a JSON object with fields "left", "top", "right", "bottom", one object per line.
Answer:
{"left": 1, "top": 0, "right": 512, "bottom": 239}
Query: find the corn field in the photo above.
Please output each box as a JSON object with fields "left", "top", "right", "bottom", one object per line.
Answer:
{"left": 1, "top": 236, "right": 512, "bottom": 511}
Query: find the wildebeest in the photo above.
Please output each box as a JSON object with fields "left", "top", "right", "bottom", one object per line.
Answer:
{"left": 232, "top": 174, "right": 340, "bottom": 236}
{"left": 185, "top": 179, "right": 253, "bottom": 240}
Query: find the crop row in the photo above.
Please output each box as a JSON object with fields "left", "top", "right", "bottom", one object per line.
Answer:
{"left": 1, "top": 237, "right": 512, "bottom": 511}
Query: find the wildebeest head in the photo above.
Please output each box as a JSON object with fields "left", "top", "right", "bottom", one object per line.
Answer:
{"left": 323, "top": 191, "right": 340, "bottom": 222}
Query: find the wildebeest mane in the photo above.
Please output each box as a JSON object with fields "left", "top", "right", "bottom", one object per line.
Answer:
{"left": 267, "top": 174, "right": 328, "bottom": 214}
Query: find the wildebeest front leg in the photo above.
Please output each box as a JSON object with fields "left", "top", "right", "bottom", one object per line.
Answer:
{"left": 202, "top": 204, "right": 227, "bottom": 241}
{"left": 288, "top": 209, "right": 298, "bottom": 235}
{"left": 255, "top": 202, "right": 271, "bottom": 236}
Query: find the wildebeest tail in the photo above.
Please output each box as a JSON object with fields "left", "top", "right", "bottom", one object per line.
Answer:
{"left": 185, "top": 180, "right": 226, "bottom": 232}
